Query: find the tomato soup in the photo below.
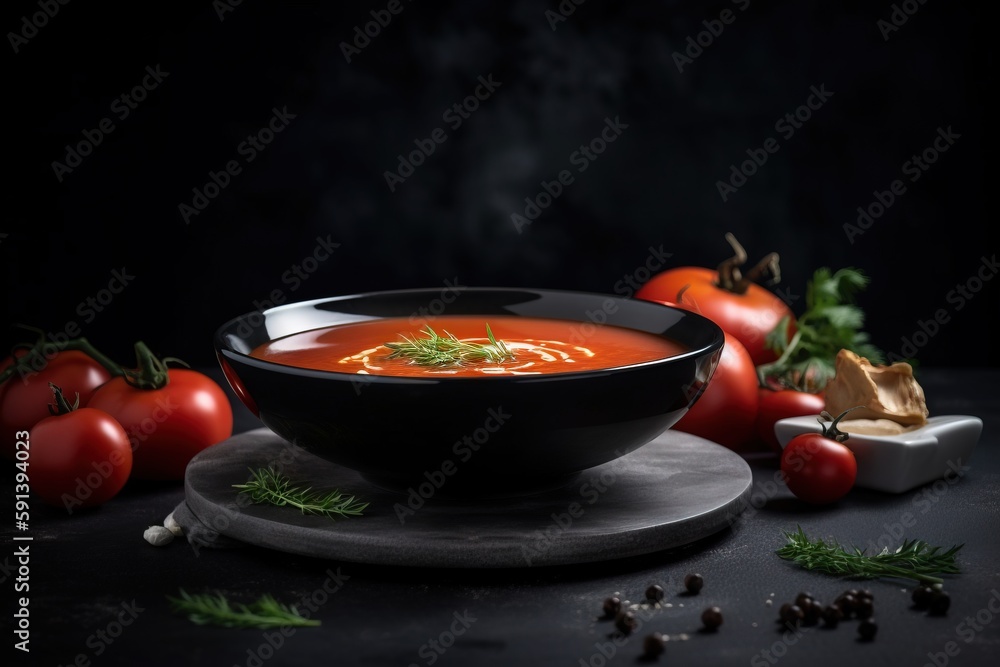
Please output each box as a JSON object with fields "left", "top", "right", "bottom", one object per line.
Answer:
{"left": 249, "top": 316, "right": 687, "bottom": 378}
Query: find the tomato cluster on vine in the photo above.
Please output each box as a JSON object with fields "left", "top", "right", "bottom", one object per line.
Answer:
{"left": 1, "top": 331, "right": 233, "bottom": 512}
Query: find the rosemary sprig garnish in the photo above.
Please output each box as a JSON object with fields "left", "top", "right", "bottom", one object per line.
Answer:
{"left": 776, "top": 527, "right": 962, "bottom": 585}
{"left": 168, "top": 589, "right": 320, "bottom": 628}
{"left": 233, "top": 467, "right": 368, "bottom": 519}
{"left": 384, "top": 323, "right": 515, "bottom": 366}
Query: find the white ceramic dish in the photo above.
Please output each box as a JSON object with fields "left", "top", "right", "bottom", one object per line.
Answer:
{"left": 774, "top": 415, "right": 982, "bottom": 494}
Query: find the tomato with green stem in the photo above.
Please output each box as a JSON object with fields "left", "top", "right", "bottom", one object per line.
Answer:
{"left": 87, "top": 342, "right": 233, "bottom": 481}
{"left": 780, "top": 408, "right": 860, "bottom": 504}
{"left": 30, "top": 383, "right": 133, "bottom": 510}
{"left": 1, "top": 329, "right": 123, "bottom": 460}
{"left": 635, "top": 233, "right": 795, "bottom": 365}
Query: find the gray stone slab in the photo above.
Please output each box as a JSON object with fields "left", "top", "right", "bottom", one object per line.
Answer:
{"left": 183, "top": 427, "right": 753, "bottom": 568}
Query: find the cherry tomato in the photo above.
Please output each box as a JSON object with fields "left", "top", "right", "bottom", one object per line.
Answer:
{"left": 88, "top": 368, "right": 233, "bottom": 481}
{"left": 780, "top": 411, "right": 857, "bottom": 504}
{"left": 30, "top": 385, "right": 132, "bottom": 511}
{"left": 637, "top": 266, "right": 794, "bottom": 366}
{"left": 1, "top": 350, "right": 112, "bottom": 460}
{"left": 672, "top": 331, "right": 759, "bottom": 451}
{"left": 756, "top": 388, "right": 826, "bottom": 454}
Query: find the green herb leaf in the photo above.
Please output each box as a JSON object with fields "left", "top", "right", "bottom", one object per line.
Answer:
{"left": 233, "top": 467, "right": 367, "bottom": 519}
{"left": 814, "top": 304, "right": 864, "bottom": 330}
{"left": 759, "top": 267, "right": 884, "bottom": 392}
{"left": 384, "top": 323, "right": 515, "bottom": 366}
{"left": 168, "top": 589, "right": 320, "bottom": 628}
{"left": 765, "top": 315, "right": 793, "bottom": 355}
{"left": 776, "top": 527, "right": 962, "bottom": 586}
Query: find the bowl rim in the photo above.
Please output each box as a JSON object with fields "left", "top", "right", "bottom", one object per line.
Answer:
{"left": 215, "top": 286, "right": 724, "bottom": 383}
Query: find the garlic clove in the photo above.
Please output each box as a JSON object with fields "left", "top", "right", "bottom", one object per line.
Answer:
{"left": 144, "top": 525, "right": 175, "bottom": 546}
{"left": 164, "top": 511, "right": 184, "bottom": 537}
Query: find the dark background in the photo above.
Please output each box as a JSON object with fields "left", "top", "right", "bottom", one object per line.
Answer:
{"left": 3, "top": 5, "right": 1000, "bottom": 665}
{"left": 3, "top": 0, "right": 996, "bottom": 368}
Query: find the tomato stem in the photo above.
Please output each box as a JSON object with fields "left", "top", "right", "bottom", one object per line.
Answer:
{"left": 715, "top": 232, "right": 748, "bottom": 292}
{"left": 714, "top": 232, "right": 782, "bottom": 295}
{"left": 818, "top": 406, "right": 864, "bottom": 442}
{"left": 47, "top": 382, "right": 80, "bottom": 416}
{"left": 124, "top": 342, "right": 171, "bottom": 390}
{"left": 742, "top": 251, "right": 782, "bottom": 289}
{"left": 120, "top": 342, "right": 190, "bottom": 390}
{"left": 0, "top": 325, "right": 126, "bottom": 384}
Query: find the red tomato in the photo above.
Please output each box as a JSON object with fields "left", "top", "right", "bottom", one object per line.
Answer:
{"left": 756, "top": 389, "right": 826, "bottom": 454}
{"left": 780, "top": 426, "right": 857, "bottom": 504}
{"left": 87, "top": 369, "right": 233, "bottom": 481}
{"left": 1, "top": 351, "right": 112, "bottom": 460}
{"left": 672, "top": 331, "right": 759, "bottom": 451}
{"left": 636, "top": 266, "right": 794, "bottom": 365}
{"left": 30, "top": 395, "right": 133, "bottom": 511}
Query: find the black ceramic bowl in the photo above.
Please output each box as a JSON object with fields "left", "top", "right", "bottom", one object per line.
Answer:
{"left": 215, "top": 288, "right": 723, "bottom": 494}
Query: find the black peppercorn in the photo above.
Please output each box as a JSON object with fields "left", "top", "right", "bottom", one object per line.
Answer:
{"left": 646, "top": 584, "right": 665, "bottom": 603}
{"left": 781, "top": 604, "right": 804, "bottom": 627}
{"left": 912, "top": 586, "right": 934, "bottom": 610}
{"left": 603, "top": 596, "right": 622, "bottom": 618}
{"left": 802, "top": 599, "right": 822, "bottom": 626}
{"left": 684, "top": 573, "right": 704, "bottom": 595}
{"left": 858, "top": 617, "right": 878, "bottom": 641}
{"left": 835, "top": 593, "right": 857, "bottom": 618}
{"left": 701, "top": 606, "right": 723, "bottom": 631}
{"left": 616, "top": 610, "right": 638, "bottom": 635}
{"left": 642, "top": 633, "right": 666, "bottom": 658}
{"left": 856, "top": 597, "right": 874, "bottom": 619}
{"left": 929, "top": 591, "right": 951, "bottom": 616}
{"left": 795, "top": 592, "right": 814, "bottom": 608}
{"left": 822, "top": 604, "right": 843, "bottom": 628}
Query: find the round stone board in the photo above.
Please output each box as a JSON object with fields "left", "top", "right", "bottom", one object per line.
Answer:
{"left": 183, "top": 427, "right": 753, "bottom": 569}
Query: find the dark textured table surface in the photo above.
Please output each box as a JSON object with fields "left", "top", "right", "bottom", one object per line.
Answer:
{"left": 5, "top": 368, "right": 999, "bottom": 667}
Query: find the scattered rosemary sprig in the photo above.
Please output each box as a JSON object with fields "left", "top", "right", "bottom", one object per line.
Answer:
{"left": 233, "top": 467, "right": 368, "bottom": 519}
{"left": 759, "top": 267, "right": 885, "bottom": 392}
{"left": 168, "top": 589, "right": 320, "bottom": 628}
{"left": 776, "top": 527, "right": 962, "bottom": 585}
{"left": 384, "top": 323, "right": 515, "bottom": 366}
